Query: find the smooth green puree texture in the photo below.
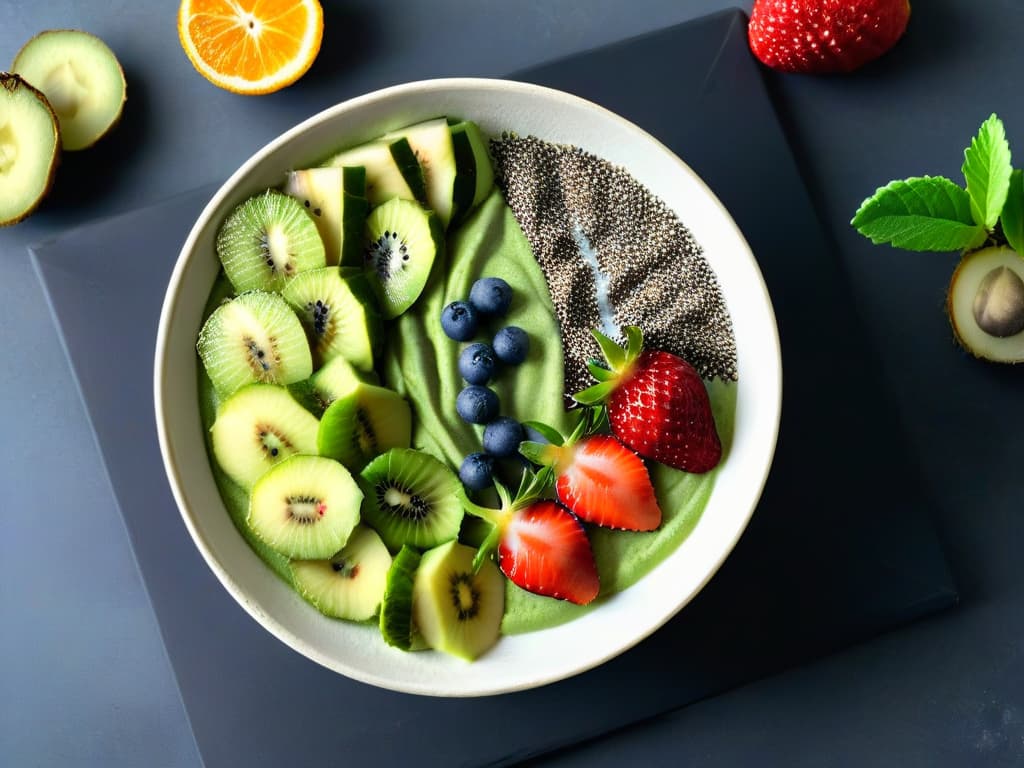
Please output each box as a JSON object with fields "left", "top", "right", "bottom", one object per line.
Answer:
{"left": 198, "top": 188, "right": 736, "bottom": 636}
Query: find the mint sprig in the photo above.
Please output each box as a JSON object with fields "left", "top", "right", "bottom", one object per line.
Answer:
{"left": 851, "top": 114, "right": 1017, "bottom": 253}
{"left": 962, "top": 113, "right": 1012, "bottom": 230}
{"left": 851, "top": 176, "right": 985, "bottom": 252}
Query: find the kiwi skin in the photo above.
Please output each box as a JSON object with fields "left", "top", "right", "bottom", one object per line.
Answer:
{"left": 12, "top": 30, "right": 127, "bottom": 151}
{"left": 0, "top": 73, "right": 61, "bottom": 227}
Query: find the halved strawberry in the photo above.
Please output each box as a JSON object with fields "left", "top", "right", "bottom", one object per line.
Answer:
{"left": 520, "top": 418, "right": 661, "bottom": 531}
{"left": 459, "top": 470, "right": 600, "bottom": 606}
{"left": 554, "top": 435, "right": 661, "bottom": 531}
{"left": 498, "top": 500, "right": 600, "bottom": 605}
{"left": 575, "top": 327, "right": 722, "bottom": 474}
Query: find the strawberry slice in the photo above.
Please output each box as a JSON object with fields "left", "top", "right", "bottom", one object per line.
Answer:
{"left": 499, "top": 500, "right": 600, "bottom": 605}
{"left": 459, "top": 470, "right": 601, "bottom": 606}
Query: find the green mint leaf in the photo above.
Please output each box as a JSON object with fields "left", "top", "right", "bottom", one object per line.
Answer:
{"left": 1001, "top": 169, "right": 1024, "bottom": 255}
{"left": 962, "top": 113, "right": 1013, "bottom": 229}
{"left": 851, "top": 176, "right": 986, "bottom": 252}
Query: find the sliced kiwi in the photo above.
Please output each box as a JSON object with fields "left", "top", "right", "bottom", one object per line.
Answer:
{"left": 449, "top": 120, "right": 494, "bottom": 226}
{"left": 0, "top": 73, "right": 60, "bottom": 227}
{"left": 326, "top": 136, "right": 426, "bottom": 207}
{"left": 292, "top": 354, "right": 379, "bottom": 415}
{"left": 318, "top": 382, "right": 411, "bottom": 471}
{"left": 12, "top": 30, "right": 125, "bottom": 151}
{"left": 216, "top": 190, "right": 326, "bottom": 293}
{"left": 358, "top": 448, "right": 464, "bottom": 552}
{"left": 281, "top": 266, "right": 379, "bottom": 370}
{"left": 412, "top": 540, "right": 504, "bottom": 661}
{"left": 383, "top": 117, "right": 458, "bottom": 228}
{"left": 362, "top": 197, "right": 443, "bottom": 319}
{"left": 379, "top": 545, "right": 422, "bottom": 650}
{"left": 211, "top": 384, "right": 320, "bottom": 489}
{"left": 948, "top": 245, "right": 1024, "bottom": 362}
{"left": 197, "top": 290, "right": 313, "bottom": 399}
{"left": 289, "top": 525, "right": 392, "bottom": 621}
{"left": 248, "top": 454, "right": 362, "bottom": 560}
{"left": 283, "top": 166, "right": 368, "bottom": 267}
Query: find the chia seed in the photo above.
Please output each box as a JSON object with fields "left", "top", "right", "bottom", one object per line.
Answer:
{"left": 490, "top": 135, "right": 737, "bottom": 400}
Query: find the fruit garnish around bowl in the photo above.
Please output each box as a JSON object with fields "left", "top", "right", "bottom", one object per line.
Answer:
{"left": 852, "top": 114, "right": 1024, "bottom": 362}
{"left": 573, "top": 326, "right": 722, "bottom": 473}
{"left": 459, "top": 469, "right": 601, "bottom": 606}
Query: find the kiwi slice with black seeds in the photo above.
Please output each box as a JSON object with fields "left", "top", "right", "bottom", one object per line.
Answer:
{"left": 293, "top": 354, "right": 378, "bottom": 415}
{"left": 412, "top": 540, "right": 504, "bottom": 661}
{"left": 216, "top": 189, "right": 326, "bottom": 293}
{"left": 362, "top": 197, "right": 443, "bottom": 319}
{"left": 281, "top": 266, "right": 379, "bottom": 371}
{"left": 383, "top": 117, "right": 458, "bottom": 228}
{"left": 283, "top": 166, "right": 368, "bottom": 267}
{"left": 211, "top": 384, "right": 319, "bottom": 490}
{"left": 318, "top": 382, "right": 411, "bottom": 471}
{"left": 358, "top": 448, "right": 464, "bottom": 552}
{"left": 248, "top": 454, "right": 362, "bottom": 560}
{"left": 289, "top": 525, "right": 392, "bottom": 621}
{"left": 197, "top": 290, "right": 313, "bottom": 399}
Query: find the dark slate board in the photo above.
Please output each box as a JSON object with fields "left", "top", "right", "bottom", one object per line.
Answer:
{"left": 30, "top": 10, "right": 955, "bottom": 768}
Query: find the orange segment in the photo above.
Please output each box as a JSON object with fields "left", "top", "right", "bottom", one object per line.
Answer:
{"left": 178, "top": 0, "right": 323, "bottom": 95}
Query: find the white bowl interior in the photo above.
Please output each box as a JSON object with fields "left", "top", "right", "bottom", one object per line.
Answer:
{"left": 155, "top": 79, "right": 781, "bottom": 697}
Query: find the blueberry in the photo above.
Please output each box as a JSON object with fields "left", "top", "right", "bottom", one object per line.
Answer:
{"left": 459, "top": 452, "right": 495, "bottom": 491}
{"left": 456, "top": 385, "right": 499, "bottom": 424}
{"left": 482, "top": 417, "right": 526, "bottom": 458}
{"left": 469, "top": 277, "right": 513, "bottom": 317}
{"left": 441, "top": 301, "right": 479, "bottom": 341}
{"left": 458, "top": 342, "right": 497, "bottom": 385}
{"left": 492, "top": 326, "right": 529, "bottom": 365}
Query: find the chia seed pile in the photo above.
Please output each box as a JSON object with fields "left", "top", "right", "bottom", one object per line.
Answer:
{"left": 490, "top": 135, "right": 737, "bottom": 399}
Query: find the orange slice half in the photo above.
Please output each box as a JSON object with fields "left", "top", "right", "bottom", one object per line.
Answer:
{"left": 178, "top": 0, "right": 323, "bottom": 95}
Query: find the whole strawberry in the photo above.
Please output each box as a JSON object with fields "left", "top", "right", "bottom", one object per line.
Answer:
{"left": 748, "top": 0, "right": 911, "bottom": 74}
{"left": 575, "top": 327, "right": 721, "bottom": 474}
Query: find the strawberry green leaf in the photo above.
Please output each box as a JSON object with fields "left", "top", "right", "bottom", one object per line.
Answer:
{"left": 587, "top": 360, "right": 615, "bottom": 382}
{"left": 591, "top": 329, "right": 625, "bottom": 370}
{"left": 624, "top": 325, "right": 643, "bottom": 361}
{"left": 521, "top": 420, "right": 564, "bottom": 446}
{"left": 573, "top": 380, "right": 616, "bottom": 405}
{"left": 851, "top": 176, "right": 987, "bottom": 252}
{"left": 472, "top": 524, "right": 501, "bottom": 573}
{"left": 962, "top": 114, "right": 1012, "bottom": 230}
{"left": 1001, "top": 169, "right": 1024, "bottom": 255}
{"left": 518, "top": 441, "right": 550, "bottom": 465}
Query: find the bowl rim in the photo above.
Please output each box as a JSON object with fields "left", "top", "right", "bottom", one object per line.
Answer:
{"left": 154, "top": 76, "right": 782, "bottom": 696}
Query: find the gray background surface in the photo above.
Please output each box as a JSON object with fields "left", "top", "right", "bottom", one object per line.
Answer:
{"left": 2, "top": 1, "right": 1023, "bottom": 766}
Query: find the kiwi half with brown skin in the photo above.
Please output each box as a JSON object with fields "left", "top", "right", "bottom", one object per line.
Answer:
{"left": 0, "top": 73, "right": 60, "bottom": 227}
{"left": 12, "top": 30, "right": 126, "bottom": 151}
{"left": 948, "top": 246, "right": 1024, "bottom": 362}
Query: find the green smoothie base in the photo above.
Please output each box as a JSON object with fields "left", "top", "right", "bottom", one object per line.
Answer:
{"left": 198, "top": 188, "right": 736, "bottom": 637}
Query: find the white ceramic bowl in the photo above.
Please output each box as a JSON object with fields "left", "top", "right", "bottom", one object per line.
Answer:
{"left": 154, "top": 78, "right": 781, "bottom": 697}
